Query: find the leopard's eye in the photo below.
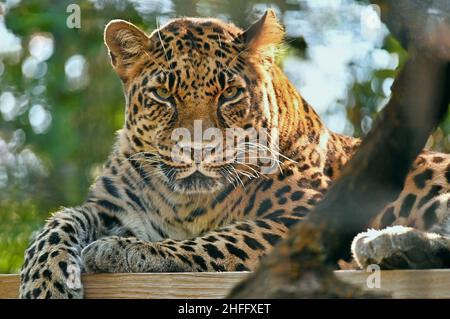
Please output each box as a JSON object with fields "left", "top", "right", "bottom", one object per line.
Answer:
{"left": 222, "top": 87, "right": 239, "bottom": 100}
{"left": 154, "top": 87, "right": 171, "bottom": 100}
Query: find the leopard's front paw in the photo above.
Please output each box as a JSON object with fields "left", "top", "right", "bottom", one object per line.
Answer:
{"left": 82, "top": 236, "right": 131, "bottom": 272}
{"left": 352, "top": 226, "right": 450, "bottom": 269}
{"left": 82, "top": 236, "right": 192, "bottom": 273}
{"left": 20, "top": 248, "right": 83, "bottom": 299}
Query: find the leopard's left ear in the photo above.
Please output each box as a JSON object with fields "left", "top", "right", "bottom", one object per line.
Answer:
{"left": 242, "top": 9, "right": 284, "bottom": 55}
{"left": 104, "top": 20, "right": 151, "bottom": 81}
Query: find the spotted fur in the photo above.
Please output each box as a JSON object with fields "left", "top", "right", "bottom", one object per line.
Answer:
{"left": 20, "top": 10, "right": 450, "bottom": 298}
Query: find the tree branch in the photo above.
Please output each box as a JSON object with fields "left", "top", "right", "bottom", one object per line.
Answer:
{"left": 229, "top": 0, "right": 450, "bottom": 298}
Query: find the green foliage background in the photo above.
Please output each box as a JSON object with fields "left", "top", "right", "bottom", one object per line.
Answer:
{"left": 0, "top": 0, "right": 449, "bottom": 273}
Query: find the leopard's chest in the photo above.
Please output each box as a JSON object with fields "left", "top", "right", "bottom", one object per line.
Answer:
{"left": 130, "top": 186, "right": 246, "bottom": 240}
{"left": 120, "top": 167, "right": 331, "bottom": 241}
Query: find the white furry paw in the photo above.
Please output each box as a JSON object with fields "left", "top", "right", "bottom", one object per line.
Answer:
{"left": 351, "top": 226, "right": 450, "bottom": 269}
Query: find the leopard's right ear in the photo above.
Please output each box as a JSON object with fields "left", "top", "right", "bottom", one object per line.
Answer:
{"left": 104, "top": 20, "right": 151, "bottom": 81}
{"left": 242, "top": 9, "right": 284, "bottom": 54}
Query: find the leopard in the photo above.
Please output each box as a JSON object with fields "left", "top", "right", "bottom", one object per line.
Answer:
{"left": 20, "top": 9, "right": 450, "bottom": 299}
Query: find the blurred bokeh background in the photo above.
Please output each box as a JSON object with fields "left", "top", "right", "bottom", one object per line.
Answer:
{"left": 0, "top": 0, "right": 449, "bottom": 273}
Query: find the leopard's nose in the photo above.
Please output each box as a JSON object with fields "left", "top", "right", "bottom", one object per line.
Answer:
{"left": 177, "top": 140, "right": 221, "bottom": 161}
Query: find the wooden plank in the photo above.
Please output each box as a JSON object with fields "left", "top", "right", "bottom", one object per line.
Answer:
{"left": 0, "top": 274, "right": 20, "bottom": 299}
{"left": 335, "top": 269, "right": 450, "bottom": 298}
{"left": 83, "top": 272, "right": 248, "bottom": 299}
{"left": 1, "top": 270, "right": 450, "bottom": 298}
{"left": 0, "top": 272, "right": 248, "bottom": 299}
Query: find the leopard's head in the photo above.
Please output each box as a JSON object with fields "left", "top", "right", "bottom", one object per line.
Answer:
{"left": 105, "top": 10, "right": 285, "bottom": 194}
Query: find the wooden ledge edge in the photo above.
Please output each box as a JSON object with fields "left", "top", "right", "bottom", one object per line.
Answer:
{"left": 1, "top": 270, "right": 450, "bottom": 298}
